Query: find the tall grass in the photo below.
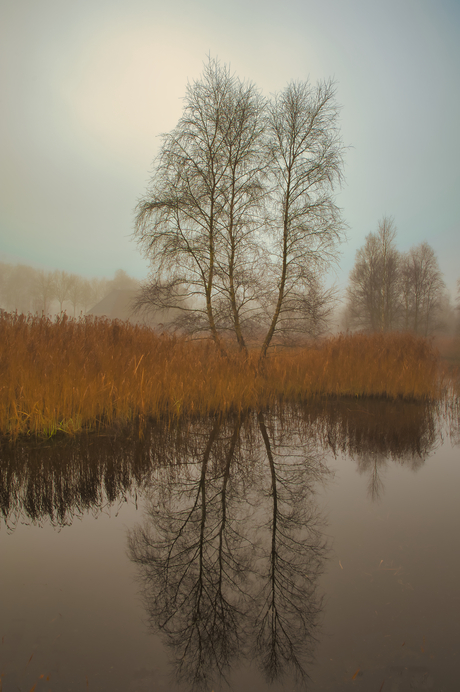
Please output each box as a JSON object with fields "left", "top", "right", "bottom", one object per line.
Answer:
{"left": 265, "top": 331, "right": 444, "bottom": 402}
{"left": 0, "top": 313, "right": 445, "bottom": 439}
{"left": 433, "top": 335, "right": 460, "bottom": 372}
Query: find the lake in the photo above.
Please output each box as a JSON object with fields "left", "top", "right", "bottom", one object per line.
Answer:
{"left": 1, "top": 397, "right": 459, "bottom": 691}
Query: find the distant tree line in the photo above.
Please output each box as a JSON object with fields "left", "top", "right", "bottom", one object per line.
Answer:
{"left": 0, "top": 264, "right": 139, "bottom": 316}
{"left": 2, "top": 228, "right": 456, "bottom": 336}
{"left": 344, "top": 216, "right": 457, "bottom": 335}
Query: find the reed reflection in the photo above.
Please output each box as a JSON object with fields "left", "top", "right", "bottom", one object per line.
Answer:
{"left": 128, "top": 410, "right": 329, "bottom": 689}
{"left": 446, "top": 392, "right": 460, "bottom": 447}
{"left": 305, "top": 398, "right": 441, "bottom": 501}
{"left": 0, "top": 398, "right": 444, "bottom": 531}
{"left": 0, "top": 424, "right": 162, "bottom": 530}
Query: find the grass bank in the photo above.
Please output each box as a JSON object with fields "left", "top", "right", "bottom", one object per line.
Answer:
{"left": 0, "top": 313, "right": 446, "bottom": 440}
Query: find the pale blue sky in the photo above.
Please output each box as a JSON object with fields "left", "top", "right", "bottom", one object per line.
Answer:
{"left": 1, "top": 0, "right": 459, "bottom": 295}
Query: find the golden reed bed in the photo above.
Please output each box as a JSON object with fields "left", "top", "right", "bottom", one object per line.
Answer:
{"left": 0, "top": 313, "right": 447, "bottom": 439}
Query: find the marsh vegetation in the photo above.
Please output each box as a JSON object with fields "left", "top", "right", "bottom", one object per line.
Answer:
{"left": 0, "top": 312, "right": 449, "bottom": 440}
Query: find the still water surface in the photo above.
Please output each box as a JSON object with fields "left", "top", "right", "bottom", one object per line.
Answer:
{"left": 1, "top": 399, "right": 459, "bottom": 692}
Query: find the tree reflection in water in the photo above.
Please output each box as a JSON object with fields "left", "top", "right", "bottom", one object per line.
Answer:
{"left": 129, "top": 418, "right": 247, "bottom": 687}
{"left": 254, "top": 411, "right": 327, "bottom": 685}
{"left": 128, "top": 410, "right": 330, "bottom": 689}
{"left": 0, "top": 398, "right": 452, "bottom": 688}
{"left": 1, "top": 399, "right": 445, "bottom": 532}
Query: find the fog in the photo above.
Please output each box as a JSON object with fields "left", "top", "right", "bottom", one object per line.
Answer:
{"left": 1, "top": 0, "right": 459, "bottom": 295}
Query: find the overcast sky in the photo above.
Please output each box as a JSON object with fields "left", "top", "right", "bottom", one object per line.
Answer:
{"left": 1, "top": 0, "right": 459, "bottom": 295}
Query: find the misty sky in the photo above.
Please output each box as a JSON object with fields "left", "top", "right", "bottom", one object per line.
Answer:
{"left": 1, "top": 0, "right": 459, "bottom": 295}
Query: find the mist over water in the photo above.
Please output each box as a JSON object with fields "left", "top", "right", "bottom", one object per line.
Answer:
{"left": 1, "top": 398, "right": 459, "bottom": 690}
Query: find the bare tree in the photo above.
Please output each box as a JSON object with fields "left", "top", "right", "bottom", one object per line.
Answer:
{"left": 88, "top": 277, "right": 110, "bottom": 307}
{"left": 33, "top": 269, "right": 56, "bottom": 314}
{"left": 134, "top": 59, "right": 345, "bottom": 358}
{"left": 0, "top": 263, "right": 9, "bottom": 310}
{"left": 53, "top": 270, "right": 72, "bottom": 313}
{"left": 69, "top": 273, "right": 112, "bottom": 316}
{"left": 454, "top": 278, "right": 460, "bottom": 334}
{"left": 400, "top": 242, "right": 446, "bottom": 335}
{"left": 80, "top": 278, "right": 95, "bottom": 313}
{"left": 346, "top": 221, "right": 450, "bottom": 335}
{"left": 346, "top": 216, "right": 400, "bottom": 331}
{"left": 0, "top": 262, "right": 138, "bottom": 317}
{"left": 258, "top": 80, "right": 344, "bottom": 360}
{"left": 68, "top": 274, "right": 84, "bottom": 317}
{"left": 272, "top": 275, "right": 338, "bottom": 343}
{"left": 135, "top": 58, "right": 266, "bottom": 354}
{"left": 107, "top": 269, "right": 139, "bottom": 293}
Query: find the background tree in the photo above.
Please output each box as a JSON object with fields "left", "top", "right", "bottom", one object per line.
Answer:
{"left": 0, "top": 262, "right": 138, "bottom": 316}
{"left": 53, "top": 270, "right": 72, "bottom": 313}
{"left": 107, "top": 268, "right": 139, "bottom": 293}
{"left": 68, "top": 274, "right": 84, "bottom": 317}
{"left": 346, "top": 217, "right": 400, "bottom": 331}
{"left": 0, "top": 263, "right": 37, "bottom": 314}
{"left": 89, "top": 277, "right": 109, "bottom": 305}
{"left": 134, "top": 59, "right": 345, "bottom": 357}
{"left": 400, "top": 242, "right": 446, "bottom": 335}
{"left": 455, "top": 278, "right": 460, "bottom": 334}
{"left": 0, "top": 263, "right": 8, "bottom": 309}
{"left": 80, "top": 278, "right": 96, "bottom": 313}
{"left": 33, "top": 270, "right": 56, "bottom": 315}
{"left": 346, "top": 220, "right": 449, "bottom": 336}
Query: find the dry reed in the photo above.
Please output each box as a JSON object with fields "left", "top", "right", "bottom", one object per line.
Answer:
{"left": 0, "top": 313, "right": 445, "bottom": 439}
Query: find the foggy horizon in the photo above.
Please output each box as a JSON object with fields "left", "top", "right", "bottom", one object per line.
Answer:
{"left": 1, "top": 0, "right": 459, "bottom": 296}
